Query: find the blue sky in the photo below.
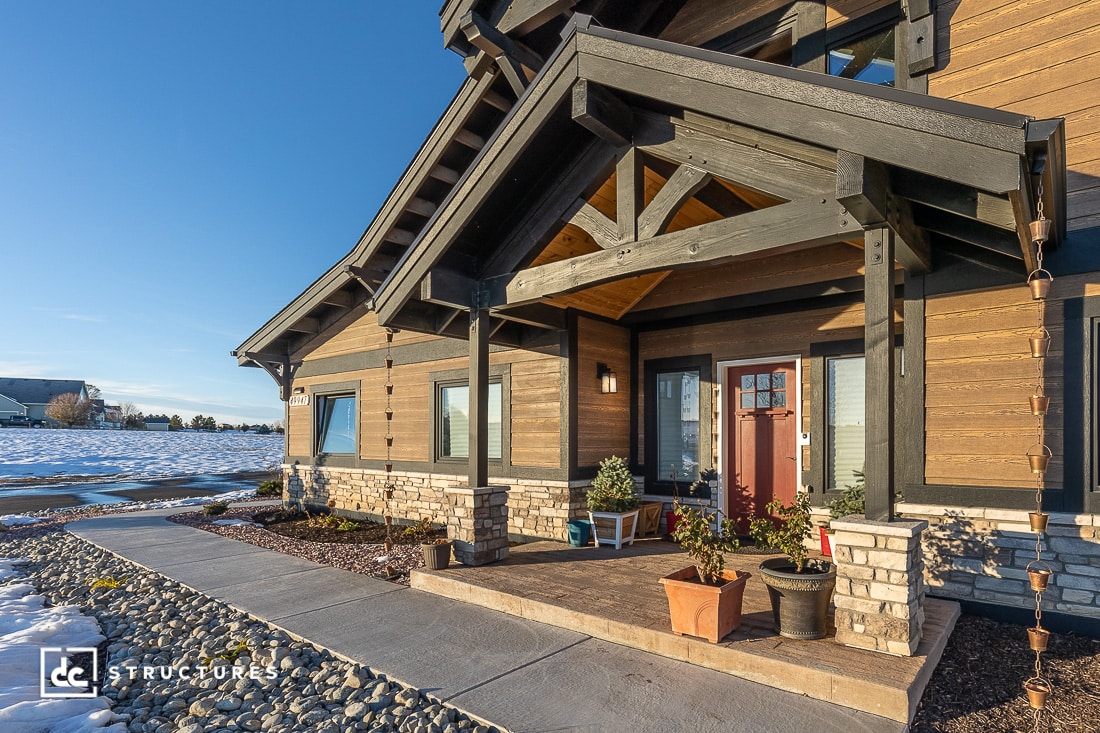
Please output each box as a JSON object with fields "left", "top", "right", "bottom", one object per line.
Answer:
{"left": 0, "top": 2, "right": 465, "bottom": 425}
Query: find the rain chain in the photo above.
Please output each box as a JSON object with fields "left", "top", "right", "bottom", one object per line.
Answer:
{"left": 1023, "top": 181, "right": 1054, "bottom": 726}
{"left": 382, "top": 328, "right": 397, "bottom": 577}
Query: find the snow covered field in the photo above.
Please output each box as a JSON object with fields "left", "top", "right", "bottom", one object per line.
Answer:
{"left": 0, "top": 430, "right": 283, "bottom": 482}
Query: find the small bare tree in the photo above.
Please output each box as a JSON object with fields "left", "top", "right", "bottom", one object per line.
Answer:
{"left": 119, "top": 402, "right": 141, "bottom": 430}
{"left": 46, "top": 392, "right": 93, "bottom": 428}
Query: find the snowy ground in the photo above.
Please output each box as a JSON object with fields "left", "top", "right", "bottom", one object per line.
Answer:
{"left": 0, "top": 430, "right": 283, "bottom": 483}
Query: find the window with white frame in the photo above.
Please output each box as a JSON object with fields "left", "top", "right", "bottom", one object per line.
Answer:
{"left": 317, "top": 395, "right": 356, "bottom": 454}
{"left": 438, "top": 382, "right": 502, "bottom": 460}
{"left": 827, "top": 356, "right": 865, "bottom": 489}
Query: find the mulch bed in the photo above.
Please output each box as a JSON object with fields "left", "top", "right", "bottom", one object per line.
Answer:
{"left": 249, "top": 508, "right": 447, "bottom": 546}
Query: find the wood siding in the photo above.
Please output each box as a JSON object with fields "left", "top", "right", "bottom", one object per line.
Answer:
{"left": 576, "top": 317, "right": 631, "bottom": 466}
{"left": 924, "top": 273, "right": 1100, "bottom": 488}
{"left": 287, "top": 310, "right": 563, "bottom": 468}
{"left": 930, "top": 0, "right": 1100, "bottom": 231}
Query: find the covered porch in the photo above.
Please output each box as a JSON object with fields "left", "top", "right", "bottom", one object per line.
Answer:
{"left": 410, "top": 538, "right": 958, "bottom": 724}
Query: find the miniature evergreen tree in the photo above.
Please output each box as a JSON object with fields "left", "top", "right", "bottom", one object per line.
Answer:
{"left": 587, "top": 456, "right": 640, "bottom": 512}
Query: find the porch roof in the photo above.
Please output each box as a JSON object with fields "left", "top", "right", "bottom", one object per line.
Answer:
{"left": 371, "top": 18, "right": 1065, "bottom": 337}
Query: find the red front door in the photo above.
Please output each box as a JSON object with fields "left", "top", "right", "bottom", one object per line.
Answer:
{"left": 726, "top": 362, "right": 797, "bottom": 533}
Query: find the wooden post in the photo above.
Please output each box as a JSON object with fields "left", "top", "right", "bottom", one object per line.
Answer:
{"left": 865, "top": 227, "right": 895, "bottom": 521}
{"left": 469, "top": 305, "right": 490, "bottom": 489}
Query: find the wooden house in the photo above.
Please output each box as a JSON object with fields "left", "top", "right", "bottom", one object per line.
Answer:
{"left": 236, "top": 0, "right": 1099, "bottom": 637}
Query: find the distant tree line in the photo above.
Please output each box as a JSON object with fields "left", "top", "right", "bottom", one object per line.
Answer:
{"left": 43, "top": 391, "right": 283, "bottom": 434}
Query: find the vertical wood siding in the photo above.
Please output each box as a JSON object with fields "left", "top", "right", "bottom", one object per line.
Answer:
{"left": 576, "top": 317, "right": 632, "bottom": 466}
{"left": 930, "top": 0, "right": 1100, "bottom": 231}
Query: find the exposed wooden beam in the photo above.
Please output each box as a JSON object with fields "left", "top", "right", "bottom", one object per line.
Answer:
{"left": 486, "top": 197, "right": 863, "bottom": 306}
{"left": 637, "top": 164, "right": 712, "bottom": 239}
{"left": 892, "top": 171, "right": 1016, "bottom": 230}
{"left": 571, "top": 79, "right": 632, "bottom": 148}
{"left": 617, "top": 148, "right": 644, "bottom": 243}
{"left": 635, "top": 112, "right": 834, "bottom": 201}
{"left": 461, "top": 10, "right": 542, "bottom": 76}
{"left": 420, "top": 269, "right": 478, "bottom": 310}
{"left": 469, "top": 307, "right": 490, "bottom": 488}
{"left": 836, "top": 151, "right": 931, "bottom": 274}
{"left": 564, "top": 198, "right": 619, "bottom": 249}
{"left": 430, "top": 164, "right": 462, "bottom": 186}
{"left": 482, "top": 88, "right": 513, "bottom": 113}
{"left": 287, "top": 317, "right": 320, "bottom": 334}
{"left": 454, "top": 128, "right": 487, "bottom": 151}
{"left": 490, "top": 302, "right": 567, "bottom": 330}
{"left": 320, "top": 290, "right": 353, "bottom": 308}
{"left": 344, "top": 265, "right": 378, "bottom": 296}
{"left": 406, "top": 197, "right": 438, "bottom": 218}
{"left": 464, "top": 49, "right": 497, "bottom": 80}
{"left": 915, "top": 204, "right": 1024, "bottom": 262}
{"left": 864, "top": 227, "right": 896, "bottom": 521}
{"left": 496, "top": 0, "right": 579, "bottom": 36}
{"left": 384, "top": 228, "right": 418, "bottom": 246}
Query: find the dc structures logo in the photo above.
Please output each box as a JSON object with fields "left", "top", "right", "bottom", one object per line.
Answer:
{"left": 40, "top": 647, "right": 99, "bottom": 698}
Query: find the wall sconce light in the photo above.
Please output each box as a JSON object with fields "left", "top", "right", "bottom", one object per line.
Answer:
{"left": 292, "top": 387, "right": 305, "bottom": 395}
{"left": 597, "top": 362, "right": 618, "bottom": 394}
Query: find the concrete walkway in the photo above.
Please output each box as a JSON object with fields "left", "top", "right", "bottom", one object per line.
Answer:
{"left": 68, "top": 507, "right": 906, "bottom": 733}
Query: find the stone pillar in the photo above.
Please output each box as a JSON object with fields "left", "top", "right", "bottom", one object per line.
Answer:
{"left": 832, "top": 516, "right": 929, "bottom": 656}
{"left": 445, "top": 485, "right": 510, "bottom": 566}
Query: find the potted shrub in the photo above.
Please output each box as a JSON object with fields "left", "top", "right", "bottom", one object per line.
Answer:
{"left": 758, "top": 492, "right": 837, "bottom": 640}
{"left": 822, "top": 472, "right": 865, "bottom": 557}
{"left": 659, "top": 500, "right": 750, "bottom": 643}
{"left": 587, "top": 456, "right": 641, "bottom": 549}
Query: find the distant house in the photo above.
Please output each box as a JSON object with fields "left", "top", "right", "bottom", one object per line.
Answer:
{"left": 90, "top": 399, "right": 122, "bottom": 429}
{"left": 145, "top": 416, "right": 171, "bottom": 432}
{"left": 0, "top": 378, "right": 88, "bottom": 421}
{"left": 0, "top": 393, "right": 28, "bottom": 421}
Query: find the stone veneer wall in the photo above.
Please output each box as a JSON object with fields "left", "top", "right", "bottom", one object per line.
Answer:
{"left": 283, "top": 465, "right": 589, "bottom": 541}
{"left": 897, "top": 503, "right": 1100, "bottom": 620}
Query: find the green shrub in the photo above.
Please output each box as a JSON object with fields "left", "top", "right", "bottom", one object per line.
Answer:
{"left": 764, "top": 493, "right": 814, "bottom": 572}
{"left": 587, "top": 456, "right": 640, "bottom": 513}
{"left": 404, "top": 517, "right": 439, "bottom": 542}
{"left": 336, "top": 518, "right": 360, "bottom": 532}
{"left": 256, "top": 478, "right": 282, "bottom": 497}
{"left": 203, "top": 501, "right": 229, "bottom": 516}
{"left": 88, "top": 576, "right": 127, "bottom": 590}
{"left": 748, "top": 516, "right": 775, "bottom": 550}
{"left": 828, "top": 471, "right": 866, "bottom": 520}
{"left": 671, "top": 503, "right": 739, "bottom": 585}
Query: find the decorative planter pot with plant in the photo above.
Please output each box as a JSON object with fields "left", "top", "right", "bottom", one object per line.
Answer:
{"left": 587, "top": 456, "right": 641, "bottom": 550}
{"left": 758, "top": 492, "right": 837, "bottom": 640}
{"left": 659, "top": 500, "right": 749, "bottom": 643}
{"left": 822, "top": 472, "right": 865, "bottom": 557}
{"left": 422, "top": 539, "right": 452, "bottom": 570}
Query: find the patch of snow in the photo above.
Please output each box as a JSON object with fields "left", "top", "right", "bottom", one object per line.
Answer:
{"left": 210, "top": 518, "right": 258, "bottom": 527}
{"left": 0, "top": 562, "right": 126, "bottom": 732}
{"left": 129, "top": 488, "right": 257, "bottom": 511}
{"left": 0, "top": 515, "right": 42, "bottom": 527}
{"left": 0, "top": 430, "right": 282, "bottom": 481}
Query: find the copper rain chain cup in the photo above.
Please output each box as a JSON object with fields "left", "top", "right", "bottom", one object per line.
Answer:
{"left": 1028, "top": 627, "right": 1051, "bottom": 652}
{"left": 1029, "top": 511, "right": 1050, "bottom": 533}
{"left": 1030, "top": 393, "right": 1050, "bottom": 416}
{"left": 1029, "top": 327, "right": 1051, "bottom": 358}
{"left": 1030, "top": 217, "right": 1052, "bottom": 244}
{"left": 1028, "top": 268, "right": 1053, "bottom": 300}
{"left": 1027, "top": 444, "right": 1052, "bottom": 474}
{"left": 1024, "top": 677, "right": 1051, "bottom": 709}
{"left": 1027, "top": 561, "right": 1053, "bottom": 592}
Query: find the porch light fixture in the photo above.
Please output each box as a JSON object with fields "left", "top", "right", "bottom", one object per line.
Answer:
{"left": 292, "top": 387, "right": 305, "bottom": 394}
{"left": 597, "top": 363, "right": 618, "bottom": 394}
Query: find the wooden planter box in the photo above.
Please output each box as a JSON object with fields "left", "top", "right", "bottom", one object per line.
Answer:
{"left": 638, "top": 502, "right": 664, "bottom": 536}
{"left": 588, "top": 510, "right": 640, "bottom": 550}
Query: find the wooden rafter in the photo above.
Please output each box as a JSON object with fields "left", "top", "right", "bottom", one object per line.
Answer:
{"left": 637, "top": 164, "right": 711, "bottom": 240}
{"left": 571, "top": 79, "right": 632, "bottom": 148}
{"left": 564, "top": 199, "right": 619, "bottom": 249}
{"left": 461, "top": 10, "right": 542, "bottom": 97}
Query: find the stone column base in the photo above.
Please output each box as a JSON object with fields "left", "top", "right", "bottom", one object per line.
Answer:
{"left": 831, "top": 516, "right": 928, "bottom": 656}
{"left": 445, "top": 485, "right": 510, "bottom": 566}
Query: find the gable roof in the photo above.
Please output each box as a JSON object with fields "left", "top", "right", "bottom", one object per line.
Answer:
{"left": 0, "top": 378, "right": 87, "bottom": 406}
{"left": 0, "top": 393, "right": 27, "bottom": 412}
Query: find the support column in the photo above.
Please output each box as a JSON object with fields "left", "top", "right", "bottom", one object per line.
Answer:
{"left": 469, "top": 305, "right": 490, "bottom": 490}
{"left": 832, "top": 516, "right": 928, "bottom": 656}
{"left": 445, "top": 485, "right": 510, "bottom": 565}
{"left": 865, "top": 227, "right": 896, "bottom": 521}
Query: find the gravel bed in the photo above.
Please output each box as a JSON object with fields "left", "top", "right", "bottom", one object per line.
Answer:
{"left": 168, "top": 508, "right": 425, "bottom": 586}
{"left": 1, "top": 530, "right": 495, "bottom": 733}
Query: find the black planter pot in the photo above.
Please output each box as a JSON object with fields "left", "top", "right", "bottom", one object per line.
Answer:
{"left": 758, "top": 557, "right": 837, "bottom": 640}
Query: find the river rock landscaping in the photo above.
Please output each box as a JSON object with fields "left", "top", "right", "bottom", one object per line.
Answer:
{"left": 0, "top": 530, "right": 493, "bottom": 733}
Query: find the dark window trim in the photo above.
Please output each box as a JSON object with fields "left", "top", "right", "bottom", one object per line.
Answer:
{"left": 825, "top": 5, "right": 904, "bottom": 90}
{"left": 1064, "top": 295, "right": 1099, "bottom": 513}
{"left": 807, "top": 339, "right": 864, "bottom": 502}
{"left": 310, "top": 380, "right": 360, "bottom": 459}
{"left": 428, "top": 365, "right": 511, "bottom": 470}
{"left": 642, "top": 354, "right": 713, "bottom": 494}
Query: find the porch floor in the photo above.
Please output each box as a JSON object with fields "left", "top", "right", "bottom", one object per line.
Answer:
{"left": 411, "top": 537, "right": 959, "bottom": 724}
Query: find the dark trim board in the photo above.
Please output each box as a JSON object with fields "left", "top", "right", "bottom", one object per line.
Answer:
{"left": 641, "top": 353, "right": 713, "bottom": 494}
{"left": 285, "top": 457, "right": 570, "bottom": 483}
{"left": 904, "top": 484, "right": 1066, "bottom": 513}
{"left": 941, "top": 597, "right": 1100, "bottom": 640}
{"left": 1063, "top": 295, "right": 1099, "bottom": 514}
{"left": 295, "top": 340, "right": 523, "bottom": 379}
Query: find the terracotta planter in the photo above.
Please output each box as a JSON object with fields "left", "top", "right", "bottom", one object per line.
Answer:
{"left": 589, "top": 510, "right": 640, "bottom": 550}
{"left": 659, "top": 567, "right": 750, "bottom": 643}
{"left": 422, "top": 542, "right": 452, "bottom": 570}
{"left": 759, "top": 557, "right": 837, "bottom": 640}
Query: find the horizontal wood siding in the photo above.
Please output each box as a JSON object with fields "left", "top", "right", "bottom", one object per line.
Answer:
{"left": 576, "top": 317, "right": 631, "bottom": 467}
{"left": 930, "top": 0, "right": 1100, "bottom": 231}
{"left": 296, "top": 310, "right": 441, "bottom": 362}
{"left": 923, "top": 273, "right": 1100, "bottom": 488}
{"left": 508, "top": 350, "right": 564, "bottom": 468}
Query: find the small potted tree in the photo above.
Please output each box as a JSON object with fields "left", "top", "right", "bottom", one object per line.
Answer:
{"left": 587, "top": 456, "right": 641, "bottom": 549}
{"left": 758, "top": 492, "right": 837, "bottom": 639}
{"left": 659, "top": 500, "right": 750, "bottom": 643}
